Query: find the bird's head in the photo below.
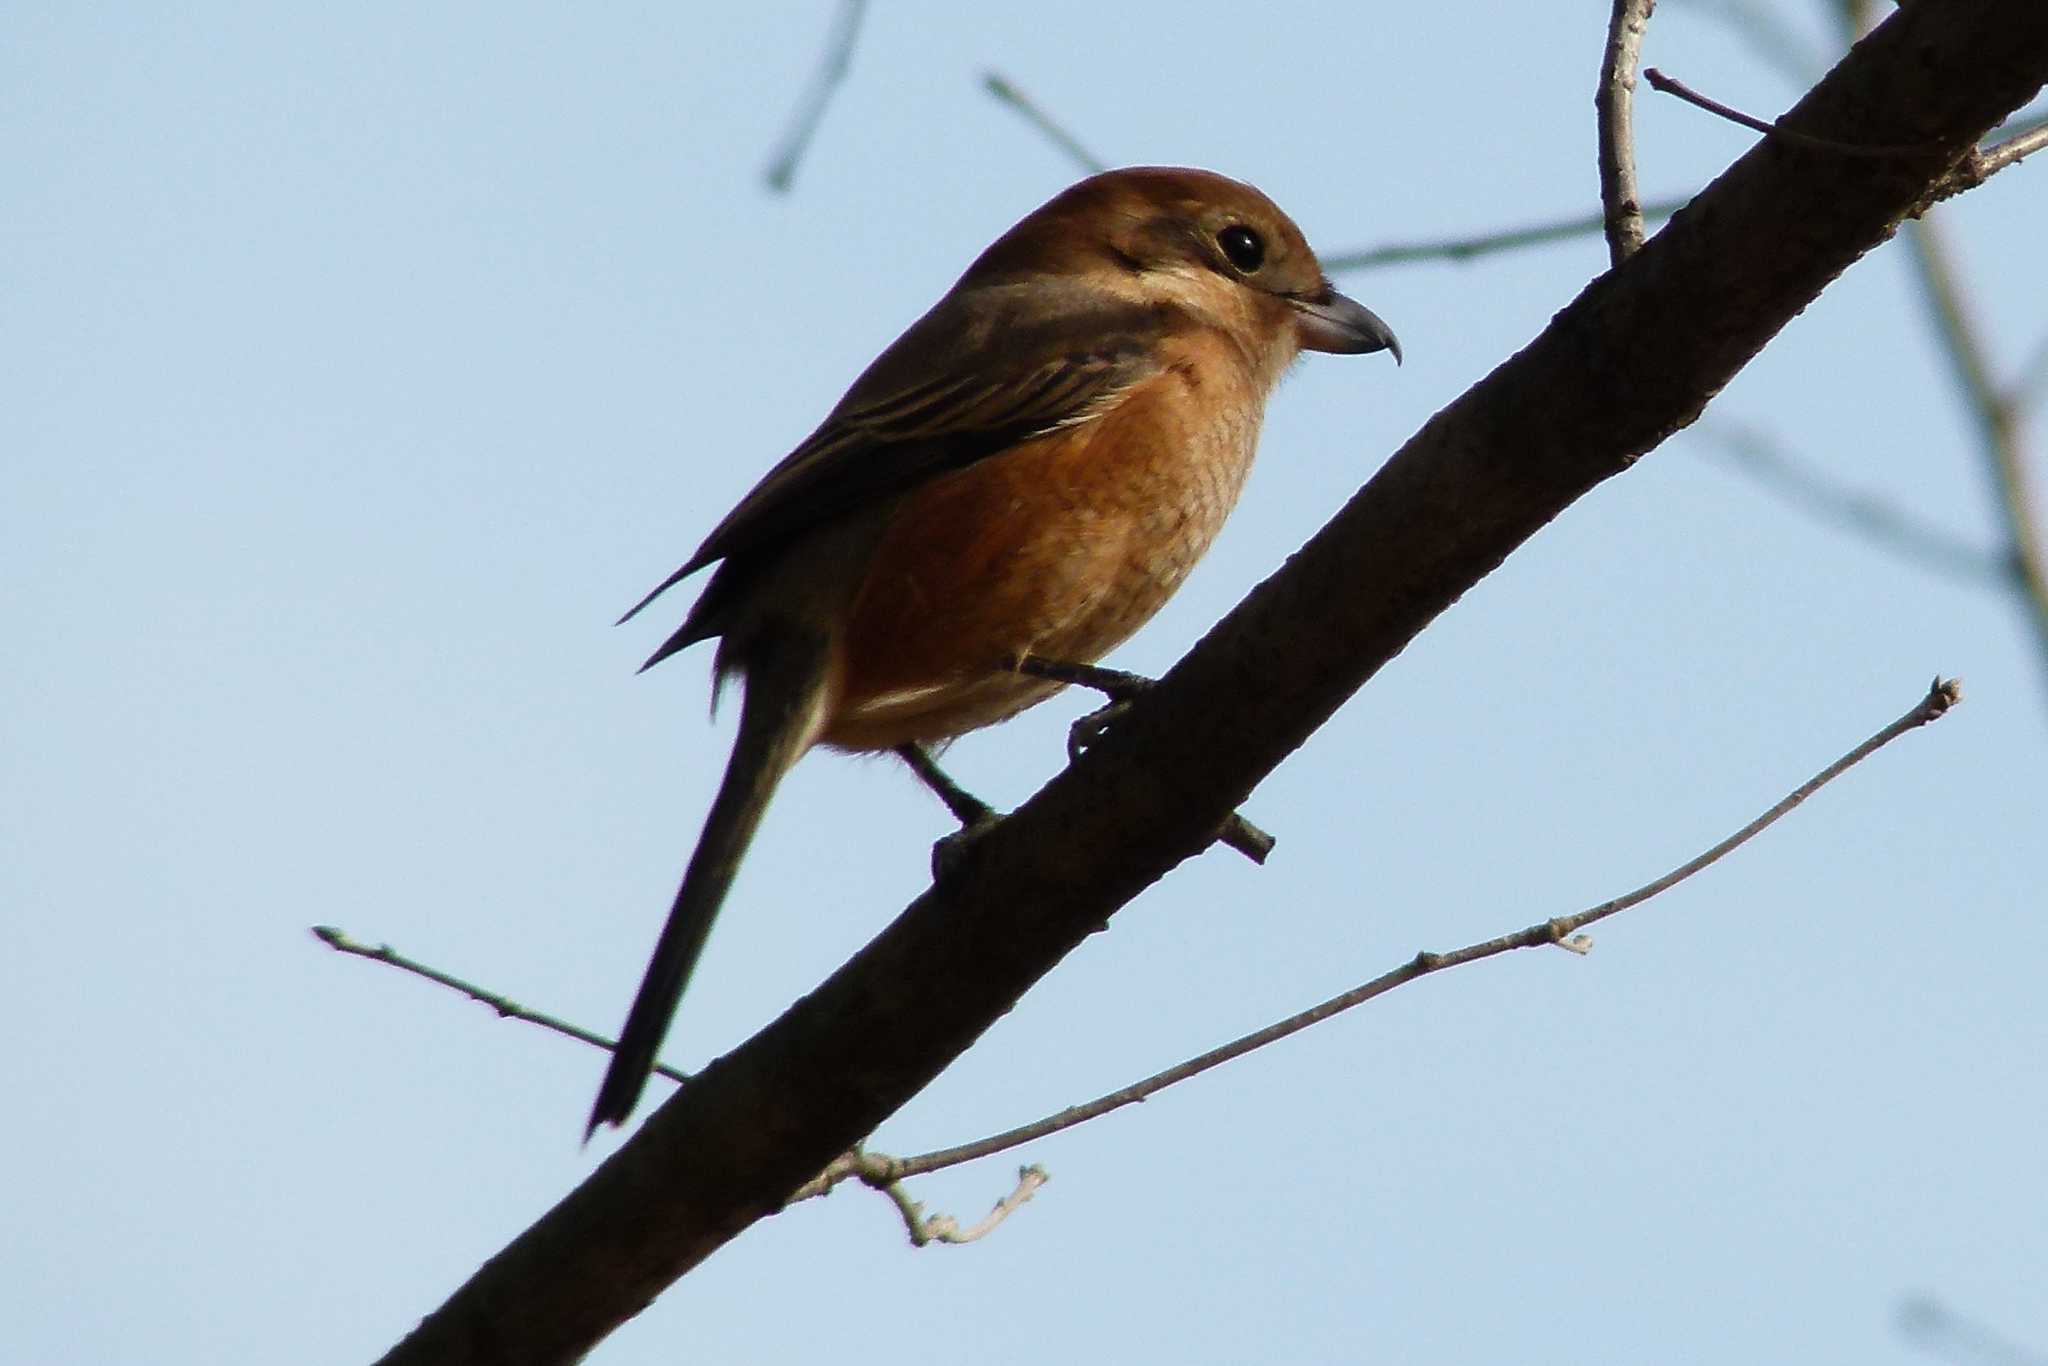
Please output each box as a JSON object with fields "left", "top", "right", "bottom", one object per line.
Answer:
{"left": 967, "top": 166, "right": 1400, "bottom": 379}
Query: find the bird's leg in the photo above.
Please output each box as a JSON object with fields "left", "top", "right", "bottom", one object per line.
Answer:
{"left": 1012, "top": 657, "right": 1155, "bottom": 761}
{"left": 1011, "top": 656, "right": 1275, "bottom": 865}
{"left": 895, "top": 743, "right": 1004, "bottom": 879}
{"left": 895, "top": 742, "right": 995, "bottom": 827}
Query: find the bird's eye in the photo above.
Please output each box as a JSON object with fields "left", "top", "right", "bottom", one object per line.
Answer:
{"left": 1217, "top": 225, "right": 1265, "bottom": 272}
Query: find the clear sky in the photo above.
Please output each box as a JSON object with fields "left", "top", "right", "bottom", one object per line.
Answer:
{"left": 5, "top": 5, "right": 2044, "bottom": 1363}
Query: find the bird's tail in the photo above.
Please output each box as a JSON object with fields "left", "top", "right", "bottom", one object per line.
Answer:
{"left": 586, "top": 626, "right": 834, "bottom": 1136}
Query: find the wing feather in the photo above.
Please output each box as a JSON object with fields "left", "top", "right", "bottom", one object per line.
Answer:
{"left": 620, "top": 281, "right": 1168, "bottom": 651}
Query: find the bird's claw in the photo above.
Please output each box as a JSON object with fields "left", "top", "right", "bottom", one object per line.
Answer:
{"left": 1066, "top": 697, "right": 1135, "bottom": 761}
{"left": 931, "top": 806, "right": 1005, "bottom": 880}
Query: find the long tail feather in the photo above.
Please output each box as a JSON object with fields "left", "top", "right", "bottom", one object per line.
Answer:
{"left": 586, "top": 627, "right": 833, "bottom": 1136}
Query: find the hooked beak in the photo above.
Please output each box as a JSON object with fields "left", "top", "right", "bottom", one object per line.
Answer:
{"left": 1291, "top": 286, "right": 1402, "bottom": 363}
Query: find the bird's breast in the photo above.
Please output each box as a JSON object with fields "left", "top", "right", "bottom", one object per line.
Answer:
{"left": 821, "top": 358, "right": 1269, "bottom": 751}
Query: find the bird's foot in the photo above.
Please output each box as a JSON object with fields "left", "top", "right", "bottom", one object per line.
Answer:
{"left": 1012, "top": 655, "right": 1275, "bottom": 866}
{"left": 896, "top": 743, "right": 1007, "bottom": 879}
{"left": 928, "top": 805, "right": 1005, "bottom": 881}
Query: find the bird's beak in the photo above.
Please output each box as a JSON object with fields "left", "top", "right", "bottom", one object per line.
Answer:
{"left": 1291, "top": 286, "right": 1402, "bottom": 363}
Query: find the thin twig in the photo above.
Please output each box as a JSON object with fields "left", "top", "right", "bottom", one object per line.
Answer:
{"left": 1904, "top": 213, "right": 2048, "bottom": 698}
{"left": 1598, "top": 0, "right": 1658, "bottom": 266}
{"left": 1644, "top": 66, "right": 1947, "bottom": 158}
{"left": 858, "top": 679, "right": 1960, "bottom": 1182}
{"left": 1690, "top": 0, "right": 2041, "bottom": 196}
{"left": 1693, "top": 421, "right": 2015, "bottom": 588}
{"left": 907, "top": 1166, "right": 1048, "bottom": 1246}
{"left": 786, "top": 1150, "right": 1047, "bottom": 1247}
{"left": 762, "top": 0, "right": 868, "bottom": 193}
{"left": 982, "top": 71, "right": 1108, "bottom": 175}
{"left": 1320, "top": 197, "right": 1691, "bottom": 272}
{"left": 1926, "top": 110, "right": 2048, "bottom": 201}
{"left": 1974, "top": 111, "right": 2048, "bottom": 179}
{"left": 311, "top": 926, "right": 693, "bottom": 1087}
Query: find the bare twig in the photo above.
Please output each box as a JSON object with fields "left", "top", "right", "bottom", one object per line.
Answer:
{"left": 1904, "top": 213, "right": 2048, "bottom": 697}
{"left": 1645, "top": 66, "right": 1947, "bottom": 157}
{"left": 1693, "top": 0, "right": 2042, "bottom": 196}
{"left": 1927, "top": 110, "right": 2048, "bottom": 200}
{"left": 1974, "top": 110, "right": 2048, "bottom": 178}
{"left": 315, "top": 924, "right": 1042, "bottom": 1243}
{"left": 311, "top": 926, "right": 692, "bottom": 1087}
{"left": 904, "top": 1165, "right": 1048, "bottom": 1246}
{"left": 1598, "top": 0, "right": 1658, "bottom": 265}
{"left": 1693, "top": 421, "right": 2015, "bottom": 587}
{"left": 982, "top": 71, "right": 1108, "bottom": 175}
{"left": 1321, "top": 198, "right": 1691, "bottom": 272}
{"left": 786, "top": 1151, "right": 1047, "bottom": 1246}
{"left": 762, "top": 0, "right": 868, "bottom": 193}
{"left": 855, "top": 680, "right": 1960, "bottom": 1181}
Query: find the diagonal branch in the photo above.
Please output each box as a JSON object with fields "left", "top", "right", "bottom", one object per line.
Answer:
{"left": 375, "top": 8, "right": 2048, "bottom": 1363}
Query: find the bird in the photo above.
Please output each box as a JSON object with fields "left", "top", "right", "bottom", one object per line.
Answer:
{"left": 588, "top": 166, "right": 1399, "bottom": 1134}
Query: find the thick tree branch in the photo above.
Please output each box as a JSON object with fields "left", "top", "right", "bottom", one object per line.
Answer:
{"left": 376, "top": 7, "right": 2048, "bottom": 1362}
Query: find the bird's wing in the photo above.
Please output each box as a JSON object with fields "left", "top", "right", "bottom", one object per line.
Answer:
{"left": 619, "top": 281, "right": 1168, "bottom": 628}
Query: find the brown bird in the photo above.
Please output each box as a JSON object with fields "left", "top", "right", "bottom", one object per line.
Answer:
{"left": 589, "top": 166, "right": 1398, "bottom": 1134}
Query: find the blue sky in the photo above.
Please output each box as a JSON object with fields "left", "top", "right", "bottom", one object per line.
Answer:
{"left": 5, "top": 6, "right": 2044, "bottom": 1363}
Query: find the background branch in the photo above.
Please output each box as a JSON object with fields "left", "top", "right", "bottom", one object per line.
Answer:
{"left": 983, "top": 70, "right": 1108, "bottom": 175}
{"left": 2012, "top": 329, "right": 2048, "bottom": 416}
{"left": 1692, "top": 421, "right": 2014, "bottom": 587}
{"left": 1902, "top": 212, "right": 2048, "bottom": 700}
{"left": 763, "top": 0, "right": 868, "bottom": 192}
